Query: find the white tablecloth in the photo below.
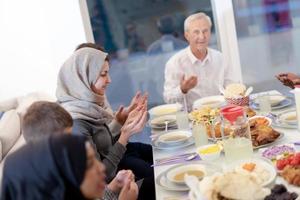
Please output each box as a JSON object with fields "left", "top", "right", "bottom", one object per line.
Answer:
{"left": 152, "top": 91, "right": 300, "bottom": 200}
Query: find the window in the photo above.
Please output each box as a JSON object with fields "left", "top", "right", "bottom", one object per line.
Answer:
{"left": 86, "top": 0, "right": 218, "bottom": 108}
{"left": 233, "top": 0, "right": 300, "bottom": 93}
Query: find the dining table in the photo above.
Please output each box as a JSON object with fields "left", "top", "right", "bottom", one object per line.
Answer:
{"left": 151, "top": 91, "right": 300, "bottom": 200}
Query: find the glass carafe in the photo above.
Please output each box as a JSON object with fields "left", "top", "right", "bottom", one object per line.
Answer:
{"left": 220, "top": 105, "right": 253, "bottom": 163}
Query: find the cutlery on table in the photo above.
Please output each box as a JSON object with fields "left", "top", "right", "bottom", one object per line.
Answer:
{"left": 155, "top": 152, "right": 197, "bottom": 163}
{"left": 152, "top": 153, "right": 198, "bottom": 167}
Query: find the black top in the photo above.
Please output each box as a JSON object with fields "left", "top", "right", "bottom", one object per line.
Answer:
{"left": 1, "top": 134, "right": 87, "bottom": 200}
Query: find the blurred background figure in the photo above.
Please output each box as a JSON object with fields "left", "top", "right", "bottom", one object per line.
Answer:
{"left": 147, "top": 15, "right": 187, "bottom": 55}
{"left": 125, "top": 23, "right": 146, "bottom": 53}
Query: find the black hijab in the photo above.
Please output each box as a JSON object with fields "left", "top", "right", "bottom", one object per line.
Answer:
{"left": 1, "top": 134, "right": 88, "bottom": 200}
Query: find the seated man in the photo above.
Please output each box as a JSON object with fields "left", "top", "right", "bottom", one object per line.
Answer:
{"left": 22, "top": 101, "right": 137, "bottom": 200}
{"left": 163, "top": 12, "right": 240, "bottom": 110}
{"left": 276, "top": 72, "right": 300, "bottom": 89}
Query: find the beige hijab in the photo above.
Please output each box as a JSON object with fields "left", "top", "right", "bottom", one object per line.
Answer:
{"left": 56, "top": 47, "right": 113, "bottom": 124}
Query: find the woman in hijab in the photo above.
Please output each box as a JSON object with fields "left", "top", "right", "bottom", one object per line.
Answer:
{"left": 56, "top": 45, "right": 153, "bottom": 186}
{"left": 1, "top": 134, "right": 138, "bottom": 200}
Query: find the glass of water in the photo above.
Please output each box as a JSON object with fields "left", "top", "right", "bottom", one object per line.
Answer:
{"left": 258, "top": 95, "right": 271, "bottom": 115}
{"left": 170, "top": 96, "right": 189, "bottom": 130}
{"left": 192, "top": 121, "right": 208, "bottom": 147}
{"left": 176, "top": 109, "right": 189, "bottom": 130}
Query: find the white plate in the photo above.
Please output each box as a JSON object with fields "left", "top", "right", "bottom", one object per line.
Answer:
{"left": 150, "top": 122, "right": 177, "bottom": 130}
{"left": 156, "top": 162, "right": 222, "bottom": 191}
{"left": 152, "top": 137, "right": 195, "bottom": 150}
{"left": 150, "top": 115, "right": 177, "bottom": 127}
{"left": 251, "top": 97, "right": 292, "bottom": 110}
{"left": 155, "top": 171, "right": 189, "bottom": 191}
{"left": 193, "top": 95, "right": 225, "bottom": 110}
{"left": 253, "top": 95, "right": 286, "bottom": 106}
{"left": 158, "top": 130, "right": 191, "bottom": 146}
{"left": 249, "top": 116, "right": 272, "bottom": 126}
{"left": 225, "top": 157, "right": 277, "bottom": 187}
{"left": 272, "top": 121, "right": 297, "bottom": 129}
{"left": 279, "top": 110, "right": 298, "bottom": 125}
{"left": 149, "top": 104, "right": 182, "bottom": 117}
{"left": 271, "top": 112, "right": 298, "bottom": 129}
{"left": 166, "top": 164, "right": 207, "bottom": 185}
{"left": 253, "top": 131, "right": 284, "bottom": 150}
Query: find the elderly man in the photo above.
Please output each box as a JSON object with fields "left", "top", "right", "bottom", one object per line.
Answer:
{"left": 163, "top": 12, "right": 240, "bottom": 110}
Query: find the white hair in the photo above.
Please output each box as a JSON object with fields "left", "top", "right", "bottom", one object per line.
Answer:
{"left": 184, "top": 12, "right": 212, "bottom": 32}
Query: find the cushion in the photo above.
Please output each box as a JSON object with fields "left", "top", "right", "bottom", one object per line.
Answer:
{"left": 0, "top": 97, "right": 18, "bottom": 112}
{"left": 16, "top": 92, "right": 56, "bottom": 117}
{"left": 0, "top": 110, "right": 21, "bottom": 157}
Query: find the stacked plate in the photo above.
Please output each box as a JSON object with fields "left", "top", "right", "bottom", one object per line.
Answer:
{"left": 152, "top": 130, "right": 194, "bottom": 150}
{"left": 149, "top": 115, "right": 177, "bottom": 131}
{"left": 251, "top": 95, "right": 292, "bottom": 110}
{"left": 156, "top": 163, "right": 222, "bottom": 191}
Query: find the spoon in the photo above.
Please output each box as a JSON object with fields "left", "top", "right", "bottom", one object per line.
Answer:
{"left": 164, "top": 121, "right": 169, "bottom": 132}
{"left": 218, "top": 85, "right": 226, "bottom": 95}
{"left": 245, "top": 86, "right": 253, "bottom": 97}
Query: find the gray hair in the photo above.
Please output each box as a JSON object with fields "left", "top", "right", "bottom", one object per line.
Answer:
{"left": 184, "top": 12, "right": 212, "bottom": 32}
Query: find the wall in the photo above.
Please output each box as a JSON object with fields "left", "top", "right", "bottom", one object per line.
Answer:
{"left": 0, "top": 0, "right": 88, "bottom": 101}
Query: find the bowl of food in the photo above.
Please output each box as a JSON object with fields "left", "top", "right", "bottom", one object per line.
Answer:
{"left": 193, "top": 95, "right": 225, "bottom": 110}
{"left": 279, "top": 110, "right": 297, "bottom": 125}
{"left": 197, "top": 144, "right": 221, "bottom": 161}
{"left": 269, "top": 95, "right": 286, "bottom": 106}
{"left": 157, "top": 130, "right": 191, "bottom": 146}
{"left": 166, "top": 164, "right": 207, "bottom": 185}
{"left": 225, "top": 96, "right": 250, "bottom": 106}
{"left": 224, "top": 83, "right": 250, "bottom": 106}
{"left": 189, "top": 106, "right": 219, "bottom": 122}
{"left": 148, "top": 103, "right": 182, "bottom": 117}
{"left": 193, "top": 171, "right": 271, "bottom": 200}
{"left": 253, "top": 95, "right": 286, "bottom": 107}
{"left": 150, "top": 114, "right": 177, "bottom": 127}
{"left": 226, "top": 158, "right": 277, "bottom": 187}
{"left": 249, "top": 116, "right": 272, "bottom": 128}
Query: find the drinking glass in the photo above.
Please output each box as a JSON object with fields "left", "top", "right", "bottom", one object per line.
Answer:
{"left": 258, "top": 95, "right": 271, "bottom": 115}
{"left": 192, "top": 121, "right": 208, "bottom": 147}
{"left": 176, "top": 109, "right": 189, "bottom": 130}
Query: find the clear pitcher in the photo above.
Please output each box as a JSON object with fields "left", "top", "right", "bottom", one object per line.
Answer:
{"left": 220, "top": 105, "right": 253, "bottom": 163}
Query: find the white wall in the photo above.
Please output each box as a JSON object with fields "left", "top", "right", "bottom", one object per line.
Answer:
{"left": 0, "top": 0, "right": 88, "bottom": 100}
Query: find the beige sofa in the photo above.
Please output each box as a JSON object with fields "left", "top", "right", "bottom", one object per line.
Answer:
{"left": 0, "top": 92, "right": 55, "bottom": 188}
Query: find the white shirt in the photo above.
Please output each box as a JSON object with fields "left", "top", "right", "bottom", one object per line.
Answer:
{"left": 163, "top": 46, "right": 240, "bottom": 110}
